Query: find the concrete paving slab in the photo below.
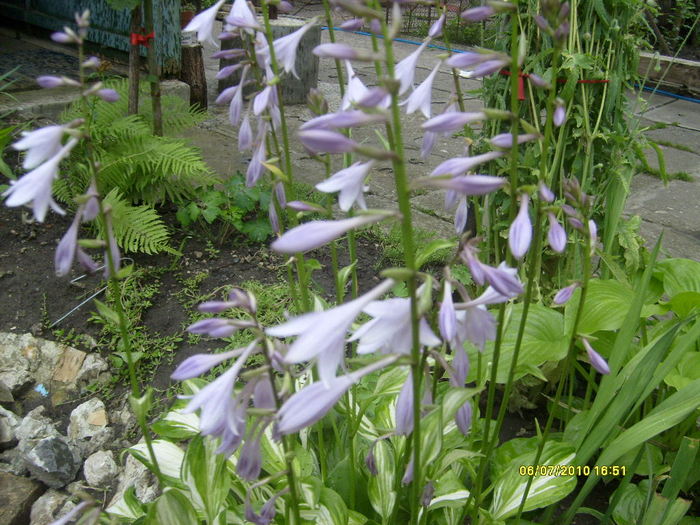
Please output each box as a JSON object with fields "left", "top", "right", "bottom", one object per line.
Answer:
{"left": 643, "top": 99, "right": 700, "bottom": 131}
{"left": 641, "top": 118, "right": 700, "bottom": 152}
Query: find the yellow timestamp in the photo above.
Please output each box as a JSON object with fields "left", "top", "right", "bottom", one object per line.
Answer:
{"left": 518, "top": 465, "right": 627, "bottom": 477}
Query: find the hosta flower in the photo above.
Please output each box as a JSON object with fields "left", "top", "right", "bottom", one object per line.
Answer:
{"left": 340, "top": 18, "right": 364, "bottom": 30}
{"left": 268, "top": 200, "right": 280, "bottom": 234}
{"left": 37, "top": 75, "right": 78, "bottom": 89}
{"left": 547, "top": 212, "right": 567, "bottom": 253}
{"left": 421, "top": 130, "right": 437, "bottom": 159}
{"left": 267, "top": 280, "right": 394, "bottom": 385}
{"left": 96, "top": 88, "right": 119, "bottom": 102}
{"left": 272, "top": 21, "right": 316, "bottom": 77}
{"left": 274, "top": 356, "right": 397, "bottom": 436}
{"left": 349, "top": 293, "right": 441, "bottom": 356}
{"left": 528, "top": 72, "right": 550, "bottom": 89}
{"left": 246, "top": 137, "right": 266, "bottom": 187}
{"left": 395, "top": 374, "right": 414, "bottom": 435}
{"left": 539, "top": 182, "right": 555, "bottom": 203}
{"left": 455, "top": 401, "right": 472, "bottom": 435}
{"left": 239, "top": 115, "right": 253, "bottom": 150}
{"left": 439, "top": 281, "right": 457, "bottom": 342}
{"left": 185, "top": 0, "right": 226, "bottom": 45}
{"left": 447, "top": 52, "right": 508, "bottom": 78}
{"left": 490, "top": 133, "right": 539, "bottom": 148}
{"left": 237, "top": 428, "right": 263, "bottom": 480}
{"left": 254, "top": 85, "right": 275, "bottom": 116}
{"left": 405, "top": 62, "right": 441, "bottom": 118}
{"left": 428, "top": 13, "right": 446, "bottom": 37}
{"left": 454, "top": 197, "right": 469, "bottom": 234}
{"left": 461, "top": 245, "right": 524, "bottom": 297}
{"left": 298, "top": 129, "right": 358, "bottom": 154}
{"left": 395, "top": 41, "right": 428, "bottom": 95}
{"left": 226, "top": 0, "right": 261, "bottom": 34}
{"left": 300, "top": 110, "right": 387, "bottom": 131}
{"left": 4, "top": 137, "right": 78, "bottom": 222}
{"left": 508, "top": 193, "right": 532, "bottom": 259}
{"left": 461, "top": 6, "right": 494, "bottom": 21}
{"left": 430, "top": 151, "right": 504, "bottom": 177}
{"left": 582, "top": 338, "right": 610, "bottom": 375}
{"left": 313, "top": 43, "right": 360, "bottom": 60}
{"left": 422, "top": 111, "right": 486, "bottom": 133}
{"left": 553, "top": 98, "right": 566, "bottom": 127}
{"left": 341, "top": 61, "right": 368, "bottom": 110}
{"left": 421, "top": 174, "right": 506, "bottom": 196}
{"left": 271, "top": 214, "right": 383, "bottom": 254}
{"left": 188, "top": 317, "right": 256, "bottom": 338}
{"left": 13, "top": 125, "right": 67, "bottom": 170}
{"left": 55, "top": 215, "right": 80, "bottom": 277}
{"left": 553, "top": 283, "right": 578, "bottom": 305}
{"left": 172, "top": 342, "right": 257, "bottom": 380}
{"left": 315, "top": 161, "right": 373, "bottom": 211}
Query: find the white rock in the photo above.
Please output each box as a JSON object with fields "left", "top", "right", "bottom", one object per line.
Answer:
{"left": 68, "top": 398, "right": 108, "bottom": 441}
{"left": 0, "top": 406, "right": 19, "bottom": 447}
{"left": 76, "top": 353, "right": 109, "bottom": 389}
{"left": 30, "top": 489, "right": 69, "bottom": 525}
{"left": 84, "top": 450, "right": 118, "bottom": 488}
{"left": 15, "top": 407, "right": 60, "bottom": 443}
{"left": 0, "top": 333, "right": 71, "bottom": 392}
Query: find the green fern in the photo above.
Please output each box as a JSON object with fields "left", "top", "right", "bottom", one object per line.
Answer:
{"left": 101, "top": 189, "right": 174, "bottom": 255}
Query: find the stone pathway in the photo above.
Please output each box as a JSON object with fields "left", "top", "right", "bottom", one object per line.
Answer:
{"left": 192, "top": 21, "right": 700, "bottom": 260}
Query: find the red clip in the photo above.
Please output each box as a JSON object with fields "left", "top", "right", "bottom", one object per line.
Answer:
{"left": 130, "top": 31, "right": 155, "bottom": 47}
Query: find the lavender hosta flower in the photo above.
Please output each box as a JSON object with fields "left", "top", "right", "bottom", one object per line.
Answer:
{"left": 508, "top": 194, "right": 532, "bottom": 259}
{"left": 267, "top": 279, "right": 393, "bottom": 384}
{"left": 185, "top": 0, "right": 226, "bottom": 45}
{"left": 553, "top": 283, "right": 578, "bottom": 305}
{"left": 237, "top": 429, "right": 264, "bottom": 480}
{"left": 13, "top": 125, "right": 67, "bottom": 170}
{"left": 455, "top": 197, "right": 468, "bottom": 235}
{"left": 171, "top": 343, "right": 255, "bottom": 380}
{"left": 211, "top": 48, "right": 246, "bottom": 60}
{"left": 246, "top": 138, "right": 266, "bottom": 187}
{"left": 253, "top": 85, "right": 274, "bottom": 116}
{"left": 395, "top": 41, "right": 428, "bottom": 95}
{"left": 553, "top": 98, "right": 566, "bottom": 127}
{"left": 313, "top": 43, "right": 360, "bottom": 60}
{"left": 461, "top": 6, "right": 495, "bottom": 21}
{"left": 340, "top": 18, "right": 364, "bottom": 31}
{"left": 37, "top": 75, "right": 78, "bottom": 89}
{"left": 421, "top": 130, "right": 437, "bottom": 159}
{"left": 96, "top": 88, "right": 119, "bottom": 102}
{"left": 275, "top": 355, "right": 397, "bottom": 436}
{"left": 268, "top": 200, "right": 280, "bottom": 235}
{"left": 539, "top": 182, "right": 555, "bottom": 203}
{"left": 422, "top": 111, "right": 486, "bottom": 133}
{"left": 225, "top": 0, "right": 261, "bottom": 33}
{"left": 274, "top": 183, "right": 286, "bottom": 209}
{"left": 188, "top": 317, "right": 256, "bottom": 338}
{"left": 82, "top": 56, "right": 101, "bottom": 69}
{"left": 451, "top": 346, "right": 469, "bottom": 386}
{"left": 253, "top": 375, "right": 276, "bottom": 410}
{"left": 534, "top": 14, "right": 551, "bottom": 32}
{"left": 365, "top": 442, "right": 378, "bottom": 475}
{"left": 588, "top": 219, "right": 598, "bottom": 245}
{"left": 245, "top": 489, "right": 286, "bottom": 525}
{"left": 239, "top": 115, "right": 253, "bottom": 150}
{"left": 430, "top": 150, "right": 504, "bottom": 177}
{"left": 405, "top": 62, "right": 441, "bottom": 118}
{"left": 216, "top": 63, "right": 243, "bottom": 80}
{"left": 428, "top": 13, "right": 446, "bottom": 37}
{"left": 490, "top": 132, "right": 539, "bottom": 148}
{"left": 272, "top": 21, "right": 316, "bottom": 78}
{"left": 55, "top": 215, "right": 80, "bottom": 277}
{"left": 272, "top": 214, "right": 384, "bottom": 254}
{"left": 582, "top": 338, "right": 610, "bottom": 375}
{"left": 51, "top": 30, "right": 79, "bottom": 44}
{"left": 395, "top": 374, "right": 414, "bottom": 435}
{"left": 76, "top": 248, "right": 98, "bottom": 273}
{"left": 420, "top": 174, "right": 506, "bottom": 196}
{"left": 455, "top": 304, "right": 496, "bottom": 349}
{"left": 455, "top": 401, "right": 472, "bottom": 435}
{"left": 349, "top": 294, "right": 441, "bottom": 356}
{"left": 4, "top": 137, "right": 78, "bottom": 222}
{"left": 298, "top": 129, "right": 358, "bottom": 154}
{"left": 547, "top": 212, "right": 567, "bottom": 253}
{"left": 461, "top": 246, "right": 524, "bottom": 296}
{"left": 528, "top": 72, "right": 550, "bottom": 89}
{"left": 439, "top": 281, "right": 457, "bottom": 342}
{"left": 300, "top": 110, "right": 387, "bottom": 131}
{"left": 402, "top": 458, "right": 414, "bottom": 485}
{"left": 316, "top": 161, "right": 373, "bottom": 211}
{"left": 286, "top": 200, "right": 326, "bottom": 213}
{"left": 357, "top": 86, "right": 390, "bottom": 109}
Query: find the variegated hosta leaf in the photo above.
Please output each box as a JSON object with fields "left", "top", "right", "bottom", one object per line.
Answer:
{"left": 298, "top": 487, "right": 349, "bottom": 525}
{"left": 490, "top": 442, "right": 577, "bottom": 520}
{"left": 428, "top": 470, "right": 470, "bottom": 511}
{"left": 368, "top": 439, "right": 396, "bottom": 519}
{"left": 129, "top": 439, "right": 185, "bottom": 481}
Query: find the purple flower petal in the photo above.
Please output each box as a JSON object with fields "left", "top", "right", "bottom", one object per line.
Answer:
{"left": 171, "top": 345, "right": 252, "bottom": 380}
{"left": 422, "top": 174, "right": 506, "bottom": 196}
{"left": 539, "top": 182, "right": 555, "bottom": 203}
{"left": 316, "top": 161, "right": 373, "bottom": 211}
{"left": 395, "top": 373, "right": 414, "bottom": 435}
{"left": 428, "top": 14, "right": 446, "bottom": 37}
{"left": 185, "top": 0, "right": 226, "bottom": 45}
{"left": 461, "top": 6, "right": 495, "bottom": 22}
{"left": 508, "top": 194, "right": 532, "bottom": 259}
{"left": 553, "top": 283, "right": 578, "bottom": 305}
{"left": 55, "top": 216, "right": 80, "bottom": 277}
{"left": 271, "top": 215, "right": 383, "bottom": 254}
{"left": 405, "top": 62, "right": 441, "bottom": 119}
{"left": 439, "top": 281, "right": 457, "bottom": 342}
{"left": 547, "top": 212, "right": 567, "bottom": 253}
{"left": 455, "top": 401, "right": 472, "bottom": 435}
{"left": 422, "top": 111, "right": 486, "bottom": 133}
{"left": 96, "top": 88, "right": 119, "bottom": 102}
{"left": 490, "top": 133, "right": 539, "bottom": 148}
{"left": 395, "top": 41, "right": 428, "bottom": 95}
{"left": 582, "top": 338, "right": 610, "bottom": 375}
{"left": 313, "top": 43, "right": 359, "bottom": 60}
{"left": 454, "top": 197, "right": 468, "bottom": 234}
{"left": 431, "top": 151, "right": 504, "bottom": 177}
{"left": 298, "top": 129, "right": 358, "bottom": 154}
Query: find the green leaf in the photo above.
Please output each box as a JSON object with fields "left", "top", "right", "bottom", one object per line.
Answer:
{"left": 181, "top": 436, "right": 230, "bottom": 521}
{"left": 201, "top": 204, "right": 220, "bottom": 224}
{"left": 239, "top": 217, "right": 272, "bottom": 242}
{"left": 415, "top": 238, "right": 456, "bottom": 269}
{"left": 152, "top": 409, "right": 200, "bottom": 440}
{"left": 470, "top": 304, "right": 568, "bottom": 383}
{"left": 367, "top": 439, "right": 396, "bottom": 520}
{"left": 93, "top": 299, "right": 120, "bottom": 326}
{"left": 106, "top": 486, "right": 147, "bottom": 519}
{"left": 612, "top": 481, "right": 648, "bottom": 525}
{"left": 145, "top": 488, "right": 198, "bottom": 525}
{"left": 565, "top": 279, "right": 634, "bottom": 335}
{"left": 129, "top": 440, "right": 185, "bottom": 481}
{"left": 427, "top": 470, "right": 470, "bottom": 511}
{"left": 655, "top": 259, "right": 700, "bottom": 297}
{"left": 490, "top": 441, "right": 577, "bottom": 519}
{"left": 669, "top": 292, "right": 700, "bottom": 318}
{"left": 664, "top": 352, "right": 700, "bottom": 391}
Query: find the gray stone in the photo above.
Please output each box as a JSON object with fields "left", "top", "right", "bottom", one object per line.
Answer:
{"left": 29, "top": 490, "right": 68, "bottom": 525}
{"left": 24, "top": 437, "right": 81, "bottom": 488}
{"left": 108, "top": 454, "right": 158, "bottom": 508}
{"left": 15, "top": 407, "right": 59, "bottom": 443}
{"left": 0, "top": 381, "right": 13, "bottom": 404}
{"left": 0, "top": 406, "right": 19, "bottom": 449}
{"left": 81, "top": 426, "right": 115, "bottom": 457}
{"left": 0, "top": 447, "right": 28, "bottom": 476}
{"left": 75, "top": 354, "right": 109, "bottom": 390}
{"left": 83, "top": 450, "right": 118, "bottom": 488}
{"left": 67, "top": 399, "right": 108, "bottom": 441}
{"left": 0, "top": 472, "right": 45, "bottom": 525}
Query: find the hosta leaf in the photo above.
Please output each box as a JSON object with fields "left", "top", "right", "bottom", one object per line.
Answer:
{"left": 144, "top": 488, "right": 198, "bottom": 525}
{"left": 655, "top": 259, "right": 700, "bottom": 297}
{"left": 129, "top": 440, "right": 185, "bottom": 481}
{"left": 565, "top": 279, "right": 634, "bottom": 335}
{"left": 181, "top": 436, "right": 230, "bottom": 521}
{"left": 368, "top": 438, "right": 396, "bottom": 520}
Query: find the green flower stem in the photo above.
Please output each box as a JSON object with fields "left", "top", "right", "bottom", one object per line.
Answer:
{"left": 321, "top": 0, "right": 346, "bottom": 94}
{"left": 377, "top": 18, "right": 422, "bottom": 525}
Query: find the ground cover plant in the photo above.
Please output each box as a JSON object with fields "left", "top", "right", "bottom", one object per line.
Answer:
{"left": 2, "top": 1, "right": 699, "bottom": 525}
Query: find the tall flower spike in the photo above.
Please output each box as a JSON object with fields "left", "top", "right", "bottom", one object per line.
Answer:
{"left": 267, "top": 279, "right": 394, "bottom": 385}
{"left": 508, "top": 193, "right": 532, "bottom": 259}
{"left": 185, "top": 0, "right": 226, "bottom": 46}
{"left": 405, "top": 62, "right": 441, "bottom": 118}
{"left": 315, "top": 161, "right": 373, "bottom": 211}
{"left": 271, "top": 214, "right": 383, "bottom": 254}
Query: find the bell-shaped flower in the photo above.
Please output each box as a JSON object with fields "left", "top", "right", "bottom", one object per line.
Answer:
{"left": 395, "top": 41, "right": 428, "bottom": 95}
{"left": 357, "top": 86, "right": 390, "bottom": 109}
{"left": 76, "top": 248, "right": 99, "bottom": 273}
{"left": 271, "top": 214, "right": 383, "bottom": 254}
{"left": 55, "top": 215, "right": 80, "bottom": 277}
{"left": 182, "top": 342, "right": 257, "bottom": 435}
{"left": 226, "top": 0, "right": 261, "bottom": 34}
{"left": 313, "top": 43, "right": 360, "bottom": 60}
{"left": 422, "top": 111, "right": 486, "bottom": 133}
{"left": 439, "top": 281, "right": 457, "bottom": 342}
{"left": 421, "top": 173, "right": 506, "bottom": 196}
{"left": 268, "top": 200, "right": 280, "bottom": 235}
{"left": 4, "top": 137, "right": 78, "bottom": 222}
{"left": 340, "top": 18, "right": 364, "bottom": 31}
{"left": 37, "top": 75, "right": 78, "bottom": 89}
{"left": 421, "top": 130, "right": 437, "bottom": 158}
{"left": 274, "top": 356, "right": 397, "bottom": 436}
{"left": 490, "top": 132, "right": 539, "bottom": 148}
{"left": 461, "top": 6, "right": 494, "bottom": 21}
{"left": 298, "top": 129, "right": 358, "bottom": 154}
{"left": 553, "top": 283, "right": 578, "bottom": 305}
{"left": 553, "top": 98, "right": 566, "bottom": 127}
{"left": 547, "top": 212, "right": 566, "bottom": 253}
{"left": 455, "top": 197, "right": 469, "bottom": 234}
{"left": 96, "top": 89, "right": 119, "bottom": 102}
{"left": 246, "top": 138, "right": 266, "bottom": 187}
{"left": 431, "top": 150, "right": 504, "bottom": 177}
{"left": 429, "top": 13, "right": 446, "bottom": 37}
{"left": 315, "top": 161, "right": 373, "bottom": 211}
{"left": 460, "top": 245, "right": 524, "bottom": 297}
{"left": 404, "top": 62, "right": 441, "bottom": 118}
{"left": 300, "top": 110, "right": 387, "bottom": 131}
{"left": 274, "top": 183, "right": 286, "bottom": 208}
{"left": 273, "top": 21, "right": 315, "bottom": 78}
{"left": 455, "top": 304, "right": 496, "bottom": 350}
{"left": 172, "top": 343, "right": 255, "bottom": 380}
{"left": 239, "top": 115, "right": 253, "bottom": 150}
{"left": 539, "top": 182, "right": 555, "bottom": 202}
{"left": 528, "top": 72, "right": 550, "bottom": 89}
{"left": 185, "top": 0, "right": 226, "bottom": 46}
{"left": 508, "top": 194, "right": 532, "bottom": 259}
{"left": 13, "top": 125, "right": 66, "bottom": 169}
{"left": 395, "top": 373, "right": 414, "bottom": 435}
{"left": 254, "top": 85, "right": 274, "bottom": 116}
{"left": 455, "top": 401, "right": 472, "bottom": 435}
{"left": 237, "top": 427, "right": 264, "bottom": 480}
{"left": 349, "top": 294, "right": 441, "bottom": 356}
{"left": 582, "top": 338, "right": 610, "bottom": 375}
{"left": 188, "top": 317, "right": 256, "bottom": 338}
{"left": 216, "top": 63, "right": 242, "bottom": 80}
{"left": 267, "top": 280, "right": 394, "bottom": 385}
{"left": 341, "top": 61, "right": 369, "bottom": 110}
